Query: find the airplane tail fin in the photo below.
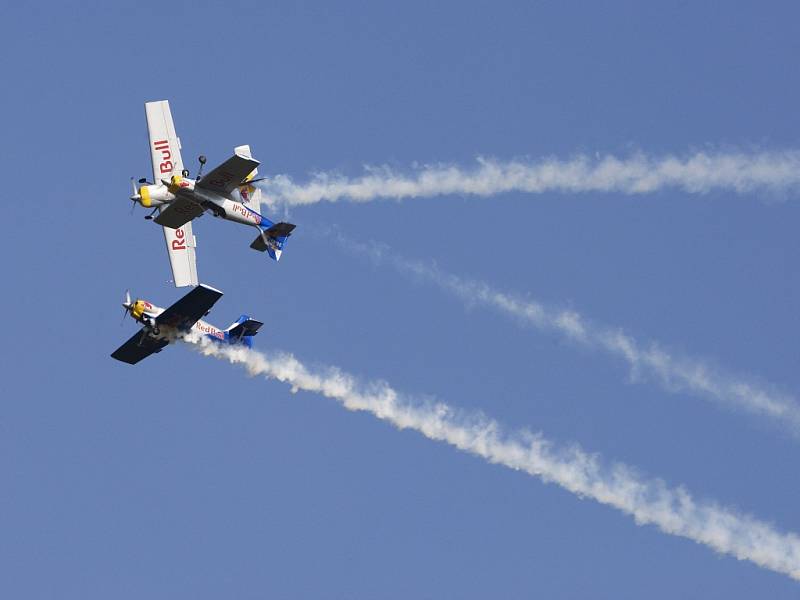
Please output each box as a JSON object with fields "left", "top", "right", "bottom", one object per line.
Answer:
{"left": 226, "top": 315, "right": 263, "bottom": 347}
{"left": 234, "top": 144, "right": 294, "bottom": 262}
{"left": 250, "top": 221, "right": 296, "bottom": 261}
{"left": 235, "top": 145, "right": 262, "bottom": 214}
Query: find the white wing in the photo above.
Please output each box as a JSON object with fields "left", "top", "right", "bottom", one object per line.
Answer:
{"left": 145, "top": 100, "right": 184, "bottom": 180}
{"left": 144, "top": 100, "right": 198, "bottom": 287}
{"left": 161, "top": 222, "right": 198, "bottom": 287}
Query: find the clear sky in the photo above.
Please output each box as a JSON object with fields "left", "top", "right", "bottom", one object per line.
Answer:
{"left": 2, "top": 1, "right": 799, "bottom": 597}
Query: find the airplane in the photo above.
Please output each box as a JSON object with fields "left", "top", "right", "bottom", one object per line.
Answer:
{"left": 111, "top": 284, "right": 263, "bottom": 365}
{"left": 128, "top": 100, "right": 296, "bottom": 287}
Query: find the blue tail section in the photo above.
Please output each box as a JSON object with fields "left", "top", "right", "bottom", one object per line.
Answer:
{"left": 225, "top": 314, "right": 263, "bottom": 347}
{"left": 249, "top": 217, "right": 296, "bottom": 261}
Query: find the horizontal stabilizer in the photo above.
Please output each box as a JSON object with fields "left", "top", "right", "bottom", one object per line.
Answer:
{"left": 265, "top": 222, "right": 296, "bottom": 238}
{"left": 228, "top": 318, "right": 263, "bottom": 341}
{"left": 250, "top": 234, "right": 269, "bottom": 253}
{"left": 250, "top": 222, "right": 294, "bottom": 253}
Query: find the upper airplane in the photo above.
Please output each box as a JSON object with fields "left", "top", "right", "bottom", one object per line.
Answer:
{"left": 129, "top": 100, "right": 296, "bottom": 287}
{"left": 111, "top": 284, "right": 263, "bottom": 365}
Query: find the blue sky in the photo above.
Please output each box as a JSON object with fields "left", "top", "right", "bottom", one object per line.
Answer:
{"left": 2, "top": 1, "right": 800, "bottom": 597}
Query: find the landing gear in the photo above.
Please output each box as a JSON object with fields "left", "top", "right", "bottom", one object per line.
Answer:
{"left": 144, "top": 207, "right": 158, "bottom": 220}
{"left": 145, "top": 317, "right": 161, "bottom": 337}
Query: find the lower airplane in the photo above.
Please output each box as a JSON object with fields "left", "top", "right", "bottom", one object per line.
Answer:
{"left": 111, "top": 284, "right": 262, "bottom": 365}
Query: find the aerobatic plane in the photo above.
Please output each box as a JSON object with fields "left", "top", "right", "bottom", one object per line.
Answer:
{"left": 111, "top": 284, "right": 263, "bottom": 365}
{"left": 129, "top": 100, "right": 296, "bottom": 287}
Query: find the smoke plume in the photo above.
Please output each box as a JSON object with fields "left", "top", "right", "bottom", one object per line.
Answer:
{"left": 329, "top": 233, "right": 800, "bottom": 435}
{"left": 262, "top": 151, "right": 800, "bottom": 206}
{"left": 186, "top": 335, "right": 800, "bottom": 582}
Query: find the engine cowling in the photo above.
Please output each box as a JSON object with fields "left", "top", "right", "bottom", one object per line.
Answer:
{"left": 131, "top": 300, "right": 147, "bottom": 320}
{"left": 138, "top": 184, "right": 174, "bottom": 208}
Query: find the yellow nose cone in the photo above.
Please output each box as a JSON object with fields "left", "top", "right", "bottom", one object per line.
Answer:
{"left": 132, "top": 301, "right": 145, "bottom": 319}
{"left": 139, "top": 185, "right": 151, "bottom": 207}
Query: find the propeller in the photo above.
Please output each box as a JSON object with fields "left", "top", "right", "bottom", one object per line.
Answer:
{"left": 121, "top": 289, "right": 132, "bottom": 325}
{"left": 129, "top": 178, "right": 140, "bottom": 215}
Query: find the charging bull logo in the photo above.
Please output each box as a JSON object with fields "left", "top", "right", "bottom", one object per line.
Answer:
{"left": 240, "top": 184, "right": 254, "bottom": 204}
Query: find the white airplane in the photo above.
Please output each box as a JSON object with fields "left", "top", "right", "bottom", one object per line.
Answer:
{"left": 129, "top": 100, "right": 296, "bottom": 287}
{"left": 111, "top": 284, "right": 263, "bottom": 365}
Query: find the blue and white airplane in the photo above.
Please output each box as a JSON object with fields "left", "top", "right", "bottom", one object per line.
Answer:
{"left": 111, "top": 284, "right": 262, "bottom": 365}
{"left": 128, "top": 100, "right": 296, "bottom": 287}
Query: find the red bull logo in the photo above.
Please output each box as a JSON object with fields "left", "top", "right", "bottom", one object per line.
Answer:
{"left": 154, "top": 139, "right": 173, "bottom": 174}
{"left": 194, "top": 321, "right": 224, "bottom": 340}
{"left": 230, "top": 202, "right": 261, "bottom": 224}
{"left": 171, "top": 228, "right": 187, "bottom": 251}
{"left": 240, "top": 184, "right": 256, "bottom": 204}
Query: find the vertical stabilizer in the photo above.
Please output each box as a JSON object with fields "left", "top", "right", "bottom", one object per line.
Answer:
{"left": 235, "top": 144, "right": 262, "bottom": 214}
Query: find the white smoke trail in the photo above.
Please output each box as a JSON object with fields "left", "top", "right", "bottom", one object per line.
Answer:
{"left": 185, "top": 335, "right": 800, "bottom": 581}
{"left": 328, "top": 232, "right": 800, "bottom": 434}
{"left": 261, "top": 151, "right": 800, "bottom": 205}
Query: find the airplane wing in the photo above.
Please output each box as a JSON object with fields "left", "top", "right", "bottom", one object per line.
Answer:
{"left": 161, "top": 222, "right": 198, "bottom": 287}
{"left": 111, "top": 330, "right": 170, "bottom": 365}
{"left": 145, "top": 100, "right": 184, "bottom": 181}
{"left": 145, "top": 101, "right": 198, "bottom": 287}
{"left": 153, "top": 195, "right": 205, "bottom": 229}
{"left": 155, "top": 284, "right": 223, "bottom": 331}
{"left": 197, "top": 154, "right": 260, "bottom": 196}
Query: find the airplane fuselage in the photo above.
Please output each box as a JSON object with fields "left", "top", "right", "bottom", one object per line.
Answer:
{"left": 128, "top": 298, "right": 226, "bottom": 342}
{"left": 138, "top": 176, "right": 263, "bottom": 229}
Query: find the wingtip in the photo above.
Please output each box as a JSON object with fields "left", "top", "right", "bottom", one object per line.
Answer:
{"left": 197, "top": 283, "right": 224, "bottom": 295}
